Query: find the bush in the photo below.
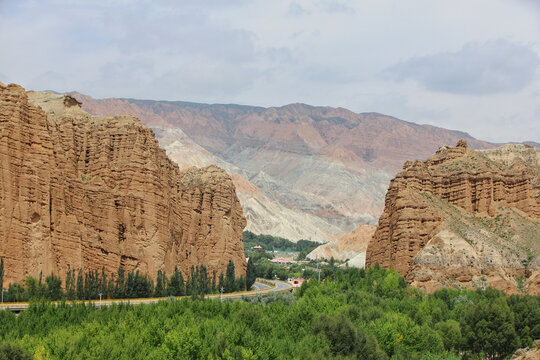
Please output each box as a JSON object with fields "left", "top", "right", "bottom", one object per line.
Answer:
{"left": 313, "top": 314, "right": 387, "bottom": 359}
{"left": 0, "top": 343, "right": 32, "bottom": 360}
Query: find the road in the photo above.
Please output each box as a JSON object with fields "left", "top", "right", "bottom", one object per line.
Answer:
{"left": 0, "top": 279, "right": 293, "bottom": 313}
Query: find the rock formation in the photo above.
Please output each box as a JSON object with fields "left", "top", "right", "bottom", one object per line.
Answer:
{"left": 0, "top": 84, "right": 246, "bottom": 286}
{"left": 366, "top": 140, "right": 540, "bottom": 294}
{"left": 307, "top": 225, "right": 376, "bottom": 268}
{"left": 511, "top": 340, "right": 540, "bottom": 360}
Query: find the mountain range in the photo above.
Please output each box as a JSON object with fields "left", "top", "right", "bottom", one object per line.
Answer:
{"left": 72, "top": 93, "right": 497, "bottom": 244}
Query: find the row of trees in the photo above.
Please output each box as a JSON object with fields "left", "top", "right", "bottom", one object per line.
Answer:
{"left": 1, "top": 259, "right": 252, "bottom": 302}
{"left": 1, "top": 266, "right": 538, "bottom": 359}
{"left": 243, "top": 230, "right": 320, "bottom": 255}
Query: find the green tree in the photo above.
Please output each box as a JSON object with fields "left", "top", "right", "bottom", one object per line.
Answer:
{"left": 435, "top": 320, "right": 461, "bottom": 352}
{"left": 507, "top": 294, "right": 540, "bottom": 347}
{"left": 225, "top": 260, "right": 236, "bottom": 293}
{"left": 461, "top": 299, "right": 518, "bottom": 359}
{"left": 218, "top": 272, "right": 225, "bottom": 293}
{"left": 371, "top": 312, "right": 423, "bottom": 356}
{"left": 64, "top": 265, "right": 76, "bottom": 300}
{"left": 100, "top": 266, "right": 108, "bottom": 298}
{"left": 376, "top": 269, "right": 405, "bottom": 298}
{"left": 313, "top": 314, "right": 387, "bottom": 359}
{"left": 116, "top": 267, "right": 125, "bottom": 298}
{"left": 167, "top": 266, "right": 184, "bottom": 296}
{"left": 24, "top": 276, "right": 39, "bottom": 299}
{"left": 155, "top": 270, "right": 166, "bottom": 297}
{"left": 0, "top": 342, "right": 32, "bottom": 360}
{"left": 211, "top": 270, "right": 217, "bottom": 293}
{"left": 76, "top": 268, "right": 84, "bottom": 300}
{"left": 107, "top": 273, "right": 115, "bottom": 299}
{"left": 45, "top": 273, "right": 63, "bottom": 300}
{"left": 0, "top": 256, "right": 4, "bottom": 292}
{"left": 246, "top": 257, "right": 256, "bottom": 290}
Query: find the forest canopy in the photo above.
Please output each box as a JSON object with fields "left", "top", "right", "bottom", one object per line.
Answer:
{"left": 1, "top": 266, "right": 538, "bottom": 360}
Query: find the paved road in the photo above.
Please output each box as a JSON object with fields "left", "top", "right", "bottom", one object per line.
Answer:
{"left": 252, "top": 282, "right": 271, "bottom": 291}
{"left": 0, "top": 279, "right": 293, "bottom": 313}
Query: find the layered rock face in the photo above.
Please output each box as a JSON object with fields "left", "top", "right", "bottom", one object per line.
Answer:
{"left": 73, "top": 93, "right": 495, "bottom": 244}
{"left": 0, "top": 84, "right": 246, "bottom": 285}
{"left": 366, "top": 140, "right": 540, "bottom": 294}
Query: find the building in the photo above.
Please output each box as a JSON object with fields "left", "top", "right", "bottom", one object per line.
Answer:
{"left": 288, "top": 278, "right": 305, "bottom": 289}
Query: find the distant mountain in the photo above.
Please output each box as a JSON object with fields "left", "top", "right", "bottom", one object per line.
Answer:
{"left": 522, "top": 141, "right": 540, "bottom": 149}
{"left": 72, "top": 92, "right": 495, "bottom": 243}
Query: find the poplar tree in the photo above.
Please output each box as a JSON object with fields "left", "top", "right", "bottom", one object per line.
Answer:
{"left": 246, "top": 257, "right": 256, "bottom": 290}
{"left": 167, "top": 266, "right": 184, "bottom": 296}
{"left": 0, "top": 256, "right": 4, "bottom": 291}
{"left": 76, "top": 269, "right": 84, "bottom": 300}
{"left": 225, "top": 260, "right": 236, "bottom": 293}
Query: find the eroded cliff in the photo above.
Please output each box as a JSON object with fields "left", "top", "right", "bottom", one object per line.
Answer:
{"left": 365, "top": 140, "right": 540, "bottom": 294}
{"left": 0, "top": 84, "right": 246, "bottom": 285}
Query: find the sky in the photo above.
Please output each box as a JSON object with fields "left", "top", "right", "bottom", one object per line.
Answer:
{"left": 0, "top": 0, "right": 538, "bottom": 143}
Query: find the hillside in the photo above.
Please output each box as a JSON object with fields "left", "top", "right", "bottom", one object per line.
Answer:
{"left": 366, "top": 140, "right": 540, "bottom": 294}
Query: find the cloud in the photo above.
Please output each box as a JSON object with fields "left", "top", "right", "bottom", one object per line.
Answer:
{"left": 318, "top": 1, "right": 355, "bottom": 14}
{"left": 288, "top": 2, "right": 308, "bottom": 16}
{"left": 0, "top": 1, "right": 539, "bottom": 143}
{"left": 383, "top": 39, "right": 540, "bottom": 95}
{"left": 301, "top": 65, "right": 359, "bottom": 84}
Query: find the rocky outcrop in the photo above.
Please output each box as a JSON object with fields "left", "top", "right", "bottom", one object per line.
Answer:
{"left": 366, "top": 140, "right": 540, "bottom": 294}
{"left": 511, "top": 340, "right": 540, "bottom": 360}
{"left": 307, "top": 225, "right": 375, "bottom": 267}
{"left": 0, "top": 84, "right": 246, "bottom": 285}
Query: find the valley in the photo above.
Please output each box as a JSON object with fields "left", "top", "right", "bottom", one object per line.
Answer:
{"left": 73, "top": 93, "right": 495, "bottom": 244}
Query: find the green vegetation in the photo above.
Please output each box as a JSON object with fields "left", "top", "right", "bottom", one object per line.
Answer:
{"left": 243, "top": 231, "right": 320, "bottom": 259}
{"left": 1, "top": 266, "right": 538, "bottom": 359}
{"left": 0, "top": 343, "right": 32, "bottom": 360}
{"left": 0, "top": 256, "right": 3, "bottom": 293}
{"left": 2, "top": 261, "right": 248, "bottom": 303}
{"left": 247, "top": 250, "right": 343, "bottom": 282}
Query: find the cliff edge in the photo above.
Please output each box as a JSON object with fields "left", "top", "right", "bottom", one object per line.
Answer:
{"left": 0, "top": 84, "right": 246, "bottom": 285}
{"left": 365, "top": 140, "right": 540, "bottom": 294}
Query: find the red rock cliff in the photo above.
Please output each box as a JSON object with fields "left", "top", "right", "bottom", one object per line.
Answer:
{"left": 0, "top": 84, "right": 246, "bottom": 285}
{"left": 366, "top": 140, "right": 540, "bottom": 293}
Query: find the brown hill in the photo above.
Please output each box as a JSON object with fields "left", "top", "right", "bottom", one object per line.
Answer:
{"left": 0, "top": 84, "right": 246, "bottom": 285}
{"left": 366, "top": 140, "right": 540, "bottom": 294}
{"left": 72, "top": 93, "right": 495, "bottom": 244}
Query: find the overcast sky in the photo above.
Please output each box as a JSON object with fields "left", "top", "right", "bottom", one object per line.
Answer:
{"left": 0, "top": 0, "right": 538, "bottom": 142}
